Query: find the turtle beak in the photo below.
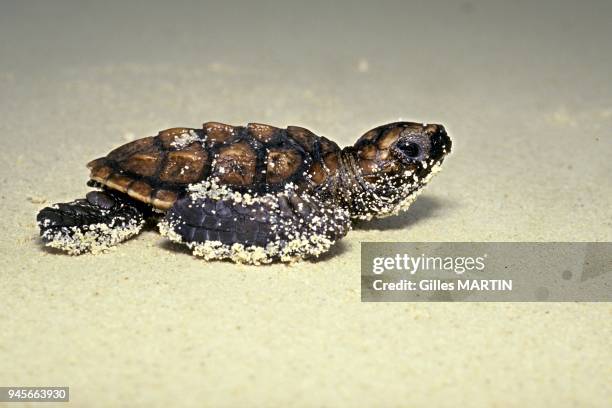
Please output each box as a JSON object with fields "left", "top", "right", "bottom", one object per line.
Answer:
{"left": 429, "top": 125, "right": 451, "bottom": 160}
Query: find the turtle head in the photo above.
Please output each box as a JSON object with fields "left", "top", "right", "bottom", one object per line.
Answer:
{"left": 345, "top": 122, "right": 452, "bottom": 219}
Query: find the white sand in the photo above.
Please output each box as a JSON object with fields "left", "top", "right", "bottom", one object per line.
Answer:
{"left": 1, "top": 1, "right": 610, "bottom": 406}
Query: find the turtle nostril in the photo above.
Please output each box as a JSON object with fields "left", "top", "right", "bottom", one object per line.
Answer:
{"left": 430, "top": 128, "right": 445, "bottom": 146}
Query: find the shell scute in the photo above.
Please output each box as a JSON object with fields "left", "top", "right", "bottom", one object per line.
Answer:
{"left": 152, "top": 189, "right": 178, "bottom": 210}
{"left": 127, "top": 180, "right": 154, "bottom": 203}
{"left": 89, "top": 163, "right": 113, "bottom": 184}
{"left": 266, "top": 148, "right": 302, "bottom": 184}
{"left": 213, "top": 141, "right": 257, "bottom": 186}
{"left": 120, "top": 152, "right": 160, "bottom": 177}
{"left": 159, "top": 143, "right": 207, "bottom": 184}
{"left": 203, "top": 121, "right": 236, "bottom": 144}
{"left": 107, "top": 137, "right": 157, "bottom": 162}
{"left": 158, "top": 127, "right": 191, "bottom": 148}
{"left": 287, "top": 126, "right": 318, "bottom": 153}
{"left": 105, "top": 173, "right": 133, "bottom": 193}
{"left": 247, "top": 123, "right": 278, "bottom": 143}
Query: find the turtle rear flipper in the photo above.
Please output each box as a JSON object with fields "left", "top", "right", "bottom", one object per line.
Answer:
{"left": 159, "top": 188, "right": 351, "bottom": 264}
{"left": 37, "top": 190, "right": 148, "bottom": 255}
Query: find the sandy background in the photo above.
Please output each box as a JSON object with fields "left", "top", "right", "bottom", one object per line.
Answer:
{"left": 1, "top": 0, "right": 611, "bottom": 406}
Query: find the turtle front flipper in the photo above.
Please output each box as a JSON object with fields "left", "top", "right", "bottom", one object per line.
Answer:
{"left": 37, "top": 190, "right": 149, "bottom": 255}
{"left": 159, "top": 186, "right": 351, "bottom": 264}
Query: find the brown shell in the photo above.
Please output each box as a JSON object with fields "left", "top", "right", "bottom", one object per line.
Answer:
{"left": 87, "top": 122, "right": 342, "bottom": 210}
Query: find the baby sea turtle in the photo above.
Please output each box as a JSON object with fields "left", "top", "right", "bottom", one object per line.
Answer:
{"left": 37, "top": 121, "right": 451, "bottom": 264}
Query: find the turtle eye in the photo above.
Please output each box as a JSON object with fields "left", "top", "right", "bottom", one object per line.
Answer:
{"left": 396, "top": 140, "right": 422, "bottom": 160}
{"left": 402, "top": 142, "right": 420, "bottom": 158}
